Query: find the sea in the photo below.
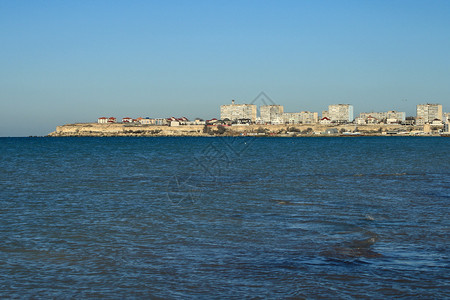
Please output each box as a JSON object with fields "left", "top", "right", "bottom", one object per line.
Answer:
{"left": 0, "top": 136, "right": 449, "bottom": 298}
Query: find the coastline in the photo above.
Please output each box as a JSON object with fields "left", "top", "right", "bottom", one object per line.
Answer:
{"left": 47, "top": 123, "right": 445, "bottom": 137}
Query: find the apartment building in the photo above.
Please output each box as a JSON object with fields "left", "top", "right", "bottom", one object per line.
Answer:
{"left": 416, "top": 103, "right": 443, "bottom": 123}
{"left": 282, "top": 111, "right": 318, "bottom": 124}
{"left": 328, "top": 104, "right": 354, "bottom": 123}
{"left": 220, "top": 100, "right": 257, "bottom": 122}
{"left": 260, "top": 105, "right": 284, "bottom": 124}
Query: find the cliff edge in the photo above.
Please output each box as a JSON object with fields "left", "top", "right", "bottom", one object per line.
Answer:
{"left": 48, "top": 123, "right": 418, "bottom": 137}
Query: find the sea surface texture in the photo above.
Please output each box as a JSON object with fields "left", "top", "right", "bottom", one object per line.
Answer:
{"left": 0, "top": 137, "right": 449, "bottom": 298}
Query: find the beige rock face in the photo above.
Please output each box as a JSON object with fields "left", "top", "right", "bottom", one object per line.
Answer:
{"left": 48, "top": 123, "right": 418, "bottom": 137}
{"left": 48, "top": 123, "right": 206, "bottom": 137}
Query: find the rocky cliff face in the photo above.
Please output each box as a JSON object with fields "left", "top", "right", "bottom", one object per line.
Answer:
{"left": 48, "top": 123, "right": 413, "bottom": 137}
{"left": 48, "top": 123, "right": 206, "bottom": 137}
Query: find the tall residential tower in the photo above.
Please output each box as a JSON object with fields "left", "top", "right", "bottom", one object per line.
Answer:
{"left": 416, "top": 103, "right": 443, "bottom": 124}
{"left": 328, "top": 104, "right": 354, "bottom": 123}
{"left": 220, "top": 100, "right": 257, "bottom": 122}
{"left": 260, "top": 105, "right": 284, "bottom": 124}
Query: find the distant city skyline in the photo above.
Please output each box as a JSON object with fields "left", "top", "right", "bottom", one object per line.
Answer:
{"left": 1, "top": 1, "right": 450, "bottom": 136}
{"left": 97, "top": 100, "right": 445, "bottom": 125}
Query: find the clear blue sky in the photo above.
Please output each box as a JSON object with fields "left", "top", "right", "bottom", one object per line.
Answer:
{"left": 1, "top": 0, "right": 449, "bottom": 136}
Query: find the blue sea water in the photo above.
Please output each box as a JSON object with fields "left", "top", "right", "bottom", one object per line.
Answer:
{"left": 0, "top": 136, "right": 449, "bottom": 298}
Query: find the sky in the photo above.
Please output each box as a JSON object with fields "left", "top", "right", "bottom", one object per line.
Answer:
{"left": 1, "top": 0, "right": 449, "bottom": 136}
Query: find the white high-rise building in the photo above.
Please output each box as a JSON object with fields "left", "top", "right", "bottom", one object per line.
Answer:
{"left": 282, "top": 113, "right": 302, "bottom": 124}
{"left": 260, "top": 105, "right": 284, "bottom": 124}
{"left": 328, "top": 104, "right": 354, "bottom": 123}
{"left": 282, "top": 111, "right": 319, "bottom": 124}
{"left": 443, "top": 112, "right": 450, "bottom": 122}
{"left": 220, "top": 100, "right": 257, "bottom": 122}
{"left": 416, "top": 103, "right": 443, "bottom": 123}
{"left": 299, "top": 111, "right": 318, "bottom": 124}
{"left": 444, "top": 118, "right": 450, "bottom": 133}
{"left": 359, "top": 112, "right": 386, "bottom": 121}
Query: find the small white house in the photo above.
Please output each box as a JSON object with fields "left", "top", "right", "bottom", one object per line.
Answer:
{"left": 155, "top": 118, "right": 168, "bottom": 125}
{"left": 98, "top": 117, "right": 108, "bottom": 123}
{"left": 139, "top": 118, "right": 149, "bottom": 125}
{"left": 366, "top": 116, "right": 379, "bottom": 124}
{"left": 319, "top": 117, "right": 331, "bottom": 124}
{"left": 355, "top": 117, "right": 366, "bottom": 125}
{"left": 254, "top": 117, "right": 264, "bottom": 125}
{"left": 386, "top": 118, "right": 400, "bottom": 124}
{"left": 194, "top": 119, "right": 206, "bottom": 125}
{"left": 431, "top": 119, "right": 443, "bottom": 125}
{"left": 207, "top": 118, "right": 219, "bottom": 125}
{"left": 271, "top": 117, "right": 284, "bottom": 125}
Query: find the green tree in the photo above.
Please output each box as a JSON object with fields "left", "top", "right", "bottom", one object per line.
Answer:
{"left": 216, "top": 125, "right": 227, "bottom": 135}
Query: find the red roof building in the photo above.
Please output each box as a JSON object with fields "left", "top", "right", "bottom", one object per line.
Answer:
{"left": 98, "top": 117, "right": 108, "bottom": 124}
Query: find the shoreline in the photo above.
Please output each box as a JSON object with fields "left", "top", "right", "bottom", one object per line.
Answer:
{"left": 47, "top": 123, "right": 446, "bottom": 137}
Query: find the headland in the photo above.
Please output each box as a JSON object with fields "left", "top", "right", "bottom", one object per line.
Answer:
{"left": 47, "top": 123, "right": 441, "bottom": 137}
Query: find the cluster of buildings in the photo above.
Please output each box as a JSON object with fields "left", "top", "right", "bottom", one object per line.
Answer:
{"left": 98, "top": 116, "right": 168, "bottom": 125}
{"left": 220, "top": 101, "right": 320, "bottom": 125}
{"left": 97, "top": 102, "right": 449, "bottom": 128}
{"left": 220, "top": 101, "right": 448, "bottom": 126}
{"left": 354, "top": 111, "right": 406, "bottom": 125}
{"left": 97, "top": 116, "right": 209, "bottom": 126}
